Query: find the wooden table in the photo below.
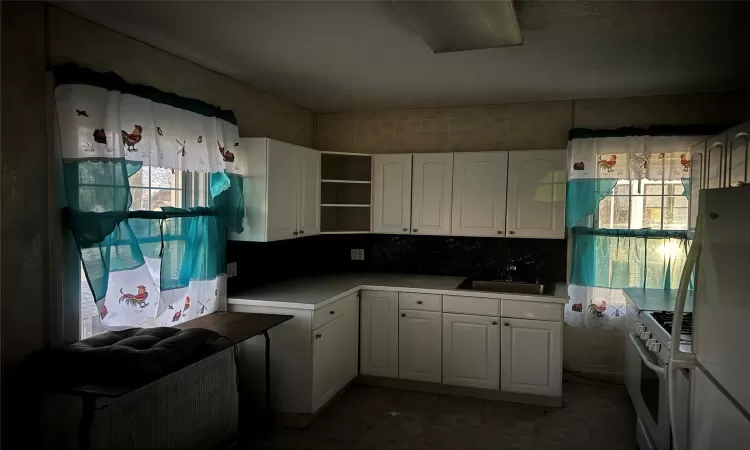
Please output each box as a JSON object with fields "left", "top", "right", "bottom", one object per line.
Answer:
{"left": 177, "top": 311, "right": 293, "bottom": 412}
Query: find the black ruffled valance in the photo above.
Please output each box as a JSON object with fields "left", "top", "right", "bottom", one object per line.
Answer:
{"left": 53, "top": 63, "right": 237, "bottom": 125}
{"left": 569, "top": 123, "right": 735, "bottom": 141}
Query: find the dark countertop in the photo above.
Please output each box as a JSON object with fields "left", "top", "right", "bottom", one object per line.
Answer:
{"left": 623, "top": 288, "right": 694, "bottom": 313}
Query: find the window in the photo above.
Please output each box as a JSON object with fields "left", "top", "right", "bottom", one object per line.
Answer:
{"left": 593, "top": 178, "right": 689, "bottom": 290}
{"left": 596, "top": 179, "right": 689, "bottom": 231}
{"left": 79, "top": 168, "right": 208, "bottom": 339}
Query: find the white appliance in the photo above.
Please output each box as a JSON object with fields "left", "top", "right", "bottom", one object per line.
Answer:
{"left": 670, "top": 186, "right": 750, "bottom": 450}
{"left": 626, "top": 309, "right": 691, "bottom": 450}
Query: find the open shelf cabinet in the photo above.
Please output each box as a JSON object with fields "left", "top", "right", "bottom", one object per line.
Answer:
{"left": 320, "top": 152, "right": 372, "bottom": 233}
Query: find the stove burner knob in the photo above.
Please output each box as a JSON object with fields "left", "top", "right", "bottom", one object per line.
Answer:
{"left": 640, "top": 331, "right": 651, "bottom": 341}
{"left": 634, "top": 323, "right": 645, "bottom": 334}
{"left": 648, "top": 341, "right": 661, "bottom": 352}
{"left": 646, "top": 338, "right": 657, "bottom": 348}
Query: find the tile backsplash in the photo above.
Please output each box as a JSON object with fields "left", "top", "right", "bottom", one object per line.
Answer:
{"left": 227, "top": 234, "right": 566, "bottom": 294}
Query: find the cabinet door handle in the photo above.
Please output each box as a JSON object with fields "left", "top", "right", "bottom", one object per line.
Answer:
{"left": 293, "top": 231, "right": 299, "bottom": 236}
{"left": 299, "top": 230, "right": 305, "bottom": 235}
{"left": 401, "top": 313, "right": 406, "bottom": 317}
{"left": 315, "top": 333, "right": 322, "bottom": 339}
{"left": 416, "top": 300, "right": 423, "bottom": 304}
{"left": 329, "top": 310, "right": 335, "bottom": 315}
{"left": 491, "top": 321, "right": 498, "bottom": 325}
{"left": 413, "top": 228, "right": 418, "bottom": 232}
{"left": 497, "top": 231, "right": 503, "bottom": 235}
{"left": 402, "top": 228, "right": 407, "bottom": 232}
{"left": 503, "top": 322, "right": 510, "bottom": 326}
{"left": 508, "top": 231, "right": 515, "bottom": 235}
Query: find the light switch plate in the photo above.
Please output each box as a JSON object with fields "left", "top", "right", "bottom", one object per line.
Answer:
{"left": 351, "top": 249, "right": 364, "bottom": 260}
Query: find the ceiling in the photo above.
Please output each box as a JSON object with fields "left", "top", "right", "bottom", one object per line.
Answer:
{"left": 55, "top": 1, "right": 750, "bottom": 113}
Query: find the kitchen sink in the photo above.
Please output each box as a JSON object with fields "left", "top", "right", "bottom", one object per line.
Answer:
{"left": 458, "top": 279, "right": 551, "bottom": 296}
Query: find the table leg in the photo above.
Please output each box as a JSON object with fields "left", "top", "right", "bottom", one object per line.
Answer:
{"left": 263, "top": 330, "right": 271, "bottom": 412}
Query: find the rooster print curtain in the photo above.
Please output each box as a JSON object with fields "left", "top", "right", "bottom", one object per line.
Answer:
{"left": 55, "top": 83, "right": 245, "bottom": 176}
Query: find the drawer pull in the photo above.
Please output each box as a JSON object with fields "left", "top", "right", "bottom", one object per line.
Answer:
{"left": 401, "top": 313, "right": 406, "bottom": 317}
{"left": 491, "top": 321, "right": 498, "bottom": 325}
{"left": 509, "top": 231, "right": 515, "bottom": 235}
{"left": 413, "top": 228, "right": 418, "bottom": 232}
{"left": 329, "top": 310, "right": 335, "bottom": 315}
{"left": 416, "top": 300, "right": 423, "bottom": 304}
{"left": 504, "top": 322, "right": 510, "bottom": 326}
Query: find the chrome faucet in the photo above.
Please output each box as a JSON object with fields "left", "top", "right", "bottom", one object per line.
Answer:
{"left": 506, "top": 264, "right": 517, "bottom": 282}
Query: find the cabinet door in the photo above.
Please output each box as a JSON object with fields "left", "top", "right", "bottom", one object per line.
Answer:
{"left": 360, "top": 290, "right": 399, "bottom": 378}
{"left": 452, "top": 152, "right": 509, "bottom": 237}
{"left": 706, "top": 133, "right": 727, "bottom": 189}
{"left": 442, "top": 313, "right": 499, "bottom": 390}
{"left": 267, "top": 141, "right": 299, "bottom": 241}
{"left": 689, "top": 141, "right": 705, "bottom": 231}
{"left": 372, "top": 154, "right": 412, "bottom": 234}
{"left": 399, "top": 310, "right": 442, "bottom": 383}
{"left": 312, "top": 315, "right": 344, "bottom": 411}
{"left": 500, "top": 318, "right": 562, "bottom": 397}
{"left": 298, "top": 148, "right": 321, "bottom": 237}
{"left": 341, "top": 292, "right": 360, "bottom": 384}
{"left": 411, "top": 153, "right": 453, "bottom": 235}
{"left": 727, "top": 123, "right": 749, "bottom": 187}
{"left": 506, "top": 150, "right": 566, "bottom": 239}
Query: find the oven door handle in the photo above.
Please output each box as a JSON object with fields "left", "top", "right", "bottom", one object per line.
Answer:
{"left": 629, "top": 332, "right": 665, "bottom": 375}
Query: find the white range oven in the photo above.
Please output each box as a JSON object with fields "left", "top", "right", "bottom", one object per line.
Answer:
{"left": 625, "top": 309, "right": 691, "bottom": 450}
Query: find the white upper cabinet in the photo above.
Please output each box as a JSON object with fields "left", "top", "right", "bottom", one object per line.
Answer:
{"left": 399, "top": 310, "right": 442, "bottom": 383}
{"left": 727, "top": 123, "right": 749, "bottom": 187}
{"left": 411, "top": 153, "right": 453, "bottom": 235}
{"left": 298, "top": 147, "right": 321, "bottom": 237}
{"left": 360, "top": 290, "right": 399, "bottom": 378}
{"left": 442, "top": 313, "right": 500, "bottom": 390}
{"left": 506, "top": 150, "right": 567, "bottom": 239}
{"left": 372, "top": 154, "right": 412, "bottom": 234}
{"left": 500, "top": 318, "right": 562, "bottom": 397}
{"left": 451, "top": 152, "right": 509, "bottom": 237}
{"left": 706, "top": 133, "right": 727, "bottom": 189}
{"left": 230, "top": 138, "right": 320, "bottom": 242}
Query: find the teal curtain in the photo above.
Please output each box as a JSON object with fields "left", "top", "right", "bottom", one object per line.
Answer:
{"left": 565, "top": 178, "right": 618, "bottom": 227}
{"left": 570, "top": 227, "right": 691, "bottom": 290}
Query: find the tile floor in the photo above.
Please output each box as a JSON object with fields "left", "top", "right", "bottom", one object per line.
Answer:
{"left": 247, "top": 381, "right": 637, "bottom": 450}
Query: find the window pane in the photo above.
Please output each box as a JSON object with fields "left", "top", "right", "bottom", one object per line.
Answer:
{"left": 612, "top": 196, "right": 630, "bottom": 228}
{"left": 663, "top": 196, "right": 689, "bottom": 230}
{"left": 150, "top": 167, "right": 181, "bottom": 189}
{"left": 151, "top": 189, "right": 182, "bottom": 210}
{"left": 644, "top": 182, "right": 663, "bottom": 196}
{"left": 664, "top": 182, "right": 685, "bottom": 196}
{"left": 613, "top": 181, "right": 630, "bottom": 195}
{"left": 598, "top": 196, "right": 613, "bottom": 228}
{"left": 129, "top": 167, "right": 148, "bottom": 211}
{"left": 641, "top": 196, "right": 662, "bottom": 229}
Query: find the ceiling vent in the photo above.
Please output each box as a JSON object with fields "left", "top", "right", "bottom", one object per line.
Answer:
{"left": 393, "top": 0, "right": 522, "bottom": 53}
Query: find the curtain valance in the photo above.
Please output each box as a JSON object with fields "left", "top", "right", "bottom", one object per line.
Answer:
{"left": 54, "top": 63, "right": 246, "bottom": 175}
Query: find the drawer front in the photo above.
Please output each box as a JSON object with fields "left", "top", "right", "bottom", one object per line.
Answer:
{"left": 314, "top": 299, "right": 345, "bottom": 330}
{"left": 399, "top": 293, "right": 441, "bottom": 312}
{"left": 442, "top": 295, "right": 499, "bottom": 316}
{"left": 501, "top": 299, "right": 563, "bottom": 322}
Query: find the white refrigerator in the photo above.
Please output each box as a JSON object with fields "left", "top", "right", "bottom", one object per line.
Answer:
{"left": 671, "top": 186, "right": 750, "bottom": 450}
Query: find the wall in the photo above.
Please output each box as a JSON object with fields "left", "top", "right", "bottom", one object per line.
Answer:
{"left": 47, "top": 6, "right": 315, "bottom": 147}
{"left": 1, "top": 2, "right": 50, "bottom": 447}
{"left": 314, "top": 91, "right": 749, "bottom": 380}
{"left": 227, "top": 234, "right": 567, "bottom": 295}
{"left": 315, "top": 91, "right": 749, "bottom": 154}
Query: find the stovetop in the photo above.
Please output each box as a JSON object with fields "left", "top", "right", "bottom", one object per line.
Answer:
{"left": 651, "top": 311, "right": 693, "bottom": 342}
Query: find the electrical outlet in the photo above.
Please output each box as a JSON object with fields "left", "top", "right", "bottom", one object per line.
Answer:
{"left": 350, "top": 249, "right": 357, "bottom": 261}
{"left": 357, "top": 249, "right": 365, "bottom": 260}
{"left": 351, "top": 249, "right": 364, "bottom": 260}
{"left": 227, "top": 262, "right": 237, "bottom": 277}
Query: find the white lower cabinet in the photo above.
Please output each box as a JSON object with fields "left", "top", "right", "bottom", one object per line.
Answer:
{"left": 312, "top": 315, "right": 345, "bottom": 411}
{"left": 500, "top": 318, "right": 562, "bottom": 397}
{"left": 360, "top": 290, "right": 399, "bottom": 378}
{"left": 442, "top": 313, "right": 500, "bottom": 390}
{"left": 399, "top": 310, "right": 442, "bottom": 383}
